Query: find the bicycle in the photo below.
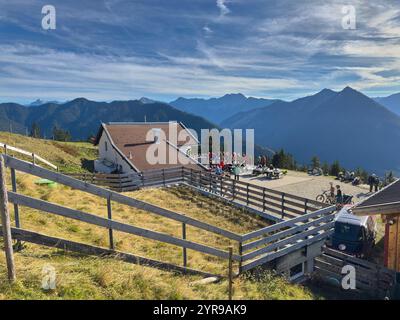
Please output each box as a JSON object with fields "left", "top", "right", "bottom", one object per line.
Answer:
{"left": 316, "top": 190, "right": 336, "bottom": 204}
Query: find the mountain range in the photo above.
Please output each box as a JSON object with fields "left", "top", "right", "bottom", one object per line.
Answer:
{"left": 1, "top": 87, "right": 400, "bottom": 175}
{"left": 374, "top": 93, "right": 400, "bottom": 116}
{"left": 0, "top": 98, "right": 270, "bottom": 157}
{"left": 221, "top": 87, "right": 400, "bottom": 175}
{"left": 170, "top": 93, "right": 280, "bottom": 124}
{"left": 0, "top": 99, "right": 218, "bottom": 139}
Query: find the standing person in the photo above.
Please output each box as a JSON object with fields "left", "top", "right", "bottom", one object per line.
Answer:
{"left": 329, "top": 182, "right": 335, "bottom": 199}
{"left": 374, "top": 175, "right": 380, "bottom": 192}
{"left": 260, "top": 156, "right": 266, "bottom": 167}
{"left": 233, "top": 165, "right": 240, "bottom": 181}
{"left": 368, "top": 174, "right": 375, "bottom": 192}
{"left": 336, "top": 185, "right": 343, "bottom": 204}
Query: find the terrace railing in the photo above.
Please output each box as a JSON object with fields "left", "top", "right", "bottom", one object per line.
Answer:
{"left": 0, "top": 154, "right": 336, "bottom": 283}
{"left": 68, "top": 166, "right": 329, "bottom": 222}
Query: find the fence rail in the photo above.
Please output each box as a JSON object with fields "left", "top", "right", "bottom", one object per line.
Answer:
{"left": 69, "top": 166, "right": 329, "bottom": 222}
{"left": 0, "top": 142, "right": 58, "bottom": 171}
{"left": 1, "top": 155, "right": 336, "bottom": 281}
{"left": 314, "top": 247, "right": 397, "bottom": 298}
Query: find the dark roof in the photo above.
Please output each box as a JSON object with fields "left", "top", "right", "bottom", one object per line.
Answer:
{"left": 94, "top": 122, "right": 205, "bottom": 172}
{"left": 352, "top": 179, "right": 400, "bottom": 216}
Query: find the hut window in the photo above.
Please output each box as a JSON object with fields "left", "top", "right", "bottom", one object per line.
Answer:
{"left": 105, "top": 141, "right": 108, "bottom": 152}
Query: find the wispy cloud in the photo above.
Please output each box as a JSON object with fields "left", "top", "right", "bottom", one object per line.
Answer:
{"left": 216, "top": 0, "right": 230, "bottom": 17}
{"left": 0, "top": 0, "right": 399, "bottom": 102}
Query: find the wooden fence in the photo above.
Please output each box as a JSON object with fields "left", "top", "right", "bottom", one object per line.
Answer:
{"left": 0, "top": 154, "right": 336, "bottom": 282}
{"left": 69, "top": 166, "right": 328, "bottom": 221}
{"left": 314, "top": 247, "right": 397, "bottom": 298}
{"left": 0, "top": 142, "right": 58, "bottom": 171}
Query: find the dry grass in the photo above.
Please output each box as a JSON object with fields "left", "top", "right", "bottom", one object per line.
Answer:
{"left": 0, "top": 132, "right": 97, "bottom": 173}
{"left": 0, "top": 133, "right": 315, "bottom": 299}
{"left": 0, "top": 170, "right": 315, "bottom": 300}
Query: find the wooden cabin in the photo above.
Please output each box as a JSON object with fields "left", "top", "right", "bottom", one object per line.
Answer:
{"left": 352, "top": 179, "right": 400, "bottom": 271}
{"left": 93, "top": 122, "right": 206, "bottom": 174}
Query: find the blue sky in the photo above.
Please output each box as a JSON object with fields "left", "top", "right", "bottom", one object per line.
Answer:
{"left": 0, "top": 0, "right": 399, "bottom": 103}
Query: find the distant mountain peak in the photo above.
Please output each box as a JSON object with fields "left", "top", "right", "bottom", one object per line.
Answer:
{"left": 221, "top": 93, "right": 246, "bottom": 99}
{"left": 139, "top": 97, "right": 156, "bottom": 104}
{"left": 341, "top": 86, "right": 359, "bottom": 94}
{"left": 27, "top": 99, "right": 60, "bottom": 107}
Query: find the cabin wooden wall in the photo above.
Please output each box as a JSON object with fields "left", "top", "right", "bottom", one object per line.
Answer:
{"left": 384, "top": 214, "right": 400, "bottom": 271}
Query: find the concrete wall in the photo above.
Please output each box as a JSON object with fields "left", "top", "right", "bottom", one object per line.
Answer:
{"left": 274, "top": 240, "right": 325, "bottom": 279}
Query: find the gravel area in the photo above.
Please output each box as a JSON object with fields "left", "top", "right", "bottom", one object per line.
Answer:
{"left": 240, "top": 170, "right": 372, "bottom": 202}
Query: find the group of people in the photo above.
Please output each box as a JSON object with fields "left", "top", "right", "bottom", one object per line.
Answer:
{"left": 367, "top": 174, "right": 380, "bottom": 192}
{"left": 208, "top": 152, "right": 252, "bottom": 167}
{"left": 330, "top": 182, "right": 343, "bottom": 203}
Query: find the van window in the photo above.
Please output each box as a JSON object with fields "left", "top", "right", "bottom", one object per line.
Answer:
{"left": 335, "top": 222, "right": 363, "bottom": 241}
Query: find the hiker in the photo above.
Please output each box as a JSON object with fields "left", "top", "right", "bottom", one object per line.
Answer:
{"left": 336, "top": 185, "right": 343, "bottom": 204}
{"left": 368, "top": 174, "right": 376, "bottom": 192}
{"left": 374, "top": 175, "right": 380, "bottom": 192}
{"left": 233, "top": 165, "right": 240, "bottom": 181}
{"left": 330, "top": 182, "right": 335, "bottom": 198}
{"left": 260, "top": 156, "right": 266, "bottom": 167}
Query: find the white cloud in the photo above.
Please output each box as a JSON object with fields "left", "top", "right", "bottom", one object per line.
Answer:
{"left": 216, "top": 0, "right": 230, "bottom": 17}
{"left": 0, "top": 44, "right": 303, "bottom": 102}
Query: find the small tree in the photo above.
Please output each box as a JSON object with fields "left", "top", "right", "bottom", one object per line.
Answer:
{"left": 330, "top": 160, "right": 341, "bottom": 177}
{"left": 322, "top": 162, "right": 330, "bottom": 175}
{"left": 30, "top": 122, "right": 41, "bottom": 138}
{"left": 311, "top": 156, "right": 320, "bottom": 169}
{"left": 52, "top": 126, "right": 71, "bottom": 142}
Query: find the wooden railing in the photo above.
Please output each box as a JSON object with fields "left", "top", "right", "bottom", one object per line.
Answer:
{"left": 239, "top": 206, "right": 335, "bottom": 272}
{"left": 181, "top": 168, "right": 328, "bottom": 220}
{"left": 1, "top": 155, "right": 336, "bottom": 281}
{"left": 1, "top": 155, "right": 240, "bottom": 278}
{"left": 0, "top": 142, "right": 58, "bottom": 171}
{"left": 68, "top": 166, "right": 328, "bottom": 222}
{"left": 314, "top": 247, "right": 397, "bottom": 299}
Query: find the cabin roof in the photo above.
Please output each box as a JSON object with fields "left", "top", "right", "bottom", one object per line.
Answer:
{"left": 352, "top": 179, "right": 400, "bottom": 216}
{"left": 94, "top": 122, "right": 205, "bottom": 173}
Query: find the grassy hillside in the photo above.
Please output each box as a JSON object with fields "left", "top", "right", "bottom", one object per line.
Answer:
{"left": 0, "top": 133, "right": 316, "bottom": 299}
{"left": 0, "top": 132, "right": 97, "bottom": 173}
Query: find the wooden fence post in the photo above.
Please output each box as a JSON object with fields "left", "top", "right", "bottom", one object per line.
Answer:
{"left": 0, "top": 155, "right": 16, "bottom": 282}
{"left": 246, "top": 184, "right": 249, "bottom": 205}
{"left": 10, "top": 168, "right": 20, "bottom": 228}
{"left": 304, "top": 199, "right": 308, "bottom": 215}
{"left": 107, "top": 195, "right": 114, "bottom": 250}
{"left": 228, "top": 246, "right": 233, "bottom": 300}
{"left": 238, "top": 242, "right": 242, "bottom": 274}
{"left": 31, "top": 153, "right": 36, "bottom": 165}
{"left": 182, "top": 223, "right": 187, "bottom": 268}
{"left": 281, "top": 193, "right": 285, "bottom": 219}
{"left": 262, "top": 188, "right": 266, "bottom": 212}
{"left": 162, "top": 169, "right": 165, "bottom": 186}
